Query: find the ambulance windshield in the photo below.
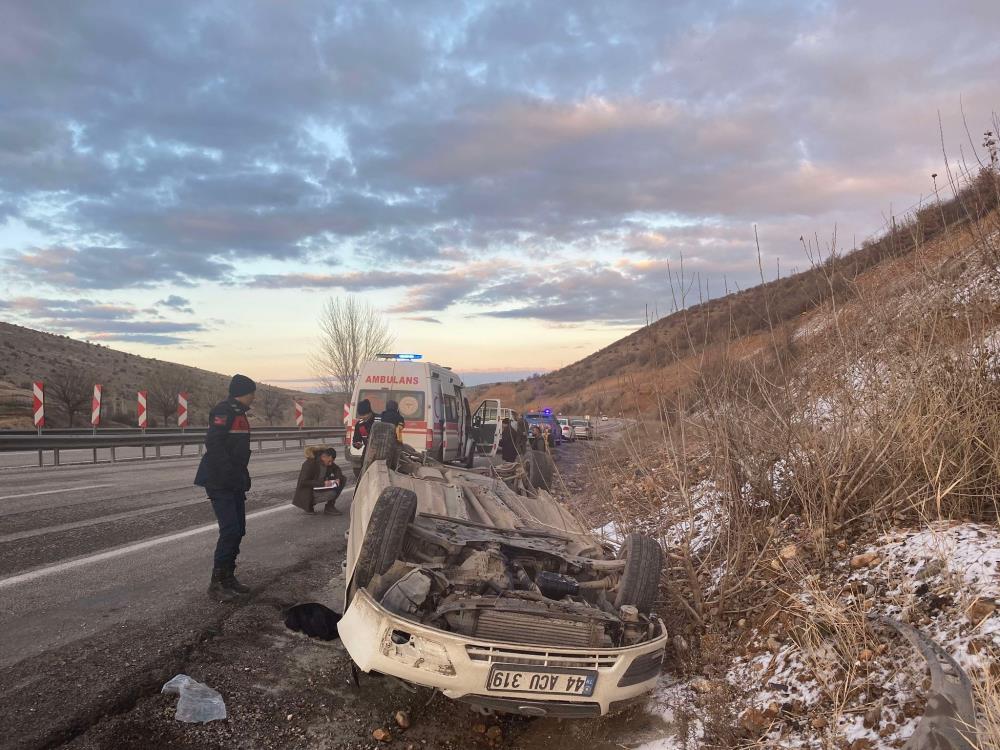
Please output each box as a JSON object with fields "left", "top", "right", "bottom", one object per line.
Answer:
{"left": 358, "top": 390, "right": 425, "bottom": 421}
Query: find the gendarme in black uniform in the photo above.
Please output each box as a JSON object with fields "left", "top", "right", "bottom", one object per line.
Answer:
{"left": 195, "top": 374, "right": 256, "bottom": 601}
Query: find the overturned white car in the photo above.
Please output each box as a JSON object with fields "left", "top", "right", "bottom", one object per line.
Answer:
{"left": 338, "top": 423, "right": 668, "bottom": 717}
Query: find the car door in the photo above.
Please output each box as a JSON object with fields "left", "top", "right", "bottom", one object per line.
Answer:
{"left": 431, "top": 378, "right": 446, "bottom": 459}
{"left": 471, "top": 399, "right": 500, "bottom": 455}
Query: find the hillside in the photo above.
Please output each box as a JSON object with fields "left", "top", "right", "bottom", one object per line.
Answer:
{"left": 564, "top": 165, "right": 1000, "bottom": 747}
{"left": 473, "top": 169, "right": 1000, "bottom": 416}
{"left": 0, "top": 322, "right": 340, "bottom": 428}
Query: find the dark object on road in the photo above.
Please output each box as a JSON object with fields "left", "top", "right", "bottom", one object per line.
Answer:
{"left": 293, "top": 445, "right": 347, "bottom": 514}
{"left": 196, "top": 377, "right": 257, "bottom": 601}
{"left": 878, "top": 615, "right": 977, "bottom": 750}
{"left": 284, "top": 602, "right": 342, "bottom": 641}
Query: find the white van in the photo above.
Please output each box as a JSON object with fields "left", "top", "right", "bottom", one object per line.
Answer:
{"left": 346, "top": 355, "right": 476, "bottom": 472}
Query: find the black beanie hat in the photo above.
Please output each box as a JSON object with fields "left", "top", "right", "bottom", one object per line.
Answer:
{"left": 357, "top": 398, "right": 372, "bottom": 416}
{"left": 229, "top": 374, "right": 256, "bottom": 397}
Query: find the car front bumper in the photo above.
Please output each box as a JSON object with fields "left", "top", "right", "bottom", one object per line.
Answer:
{"left": 339, "top": 589, "right": 669, "bottom": 716}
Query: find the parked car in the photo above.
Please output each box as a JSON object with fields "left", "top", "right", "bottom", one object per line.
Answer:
{"left": 557, "top": 416, "right": 575, "bottom": 442}
{"left": 524, "top": 411, "right": 562, "bottom": 446}
{"left": 571, "top": 417, "right": 595, "bottom": 440}
{"left": 338, "top": 423, "right": 668, "bottom": 718}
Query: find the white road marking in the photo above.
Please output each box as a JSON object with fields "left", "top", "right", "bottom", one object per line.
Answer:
{"left": 0, "top": 484, "right": 115, "bottom": 501}
{"left": 0, "top": 497, "right": 208, "bottom": 544}
{"left": 0, "top": 504, "right": 292, "bottom": 589}
{"left": 0, "top": 487, "right": 355, "bottom": 590}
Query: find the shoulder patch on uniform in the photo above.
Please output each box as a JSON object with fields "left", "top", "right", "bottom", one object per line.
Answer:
{"left": 213, "top": 415, "right": 227, "bottom": 425}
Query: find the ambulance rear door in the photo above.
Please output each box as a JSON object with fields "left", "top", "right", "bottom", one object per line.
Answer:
{"left": 471, "top": 399, "right": 501, "bottom": 455}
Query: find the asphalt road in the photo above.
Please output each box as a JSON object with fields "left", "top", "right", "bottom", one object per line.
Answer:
{"left": 0, "top": 447, "right": 352, "bottom": 749}
{"left": 0, "top": 421, "right": 662, "bottom": 750}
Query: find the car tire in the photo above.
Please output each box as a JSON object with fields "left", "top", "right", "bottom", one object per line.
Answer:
{"left": 525, "top": 448, "right": 554, "bottom": 491}
{"left": 350, "top": 486, "right": 418, "bottom": 596}
{"left": 614, "top": 533, "right": 663, "bottom": 613}
{"left": 361, "top": 422, "right": 399, "bottom": 477}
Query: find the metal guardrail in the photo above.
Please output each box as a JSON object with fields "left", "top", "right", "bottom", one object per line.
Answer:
{"left": 0, "top": 425, "right": 330, "bottom": 435}
{"left": 0, "top": 428, "right": 346, "bottom": 467}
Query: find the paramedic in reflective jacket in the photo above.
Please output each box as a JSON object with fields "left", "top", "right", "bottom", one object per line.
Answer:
{"left": 195, "top": 374, "right": 256, "bottom": 602}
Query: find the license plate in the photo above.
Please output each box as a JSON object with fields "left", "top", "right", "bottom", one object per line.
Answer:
{"left": 486, "top": 664, "right": 597, "bottom": 697}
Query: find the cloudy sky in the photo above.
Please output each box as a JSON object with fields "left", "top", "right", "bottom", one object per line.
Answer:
{"left": 1, "top": 1, "right": 998, "bottom": 386}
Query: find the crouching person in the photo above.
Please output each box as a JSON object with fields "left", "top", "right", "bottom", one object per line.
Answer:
{"left": 293, "top": 447, "right": 346, "bottom": 515}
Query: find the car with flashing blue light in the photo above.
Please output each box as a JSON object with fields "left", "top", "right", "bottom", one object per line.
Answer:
{"left": 524, "top": 409, "right": 562, "bottom": 447}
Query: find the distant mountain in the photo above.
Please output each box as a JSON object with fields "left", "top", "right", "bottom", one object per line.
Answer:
{"left": 0, "top": 321, "right": 340, "bottom": 429}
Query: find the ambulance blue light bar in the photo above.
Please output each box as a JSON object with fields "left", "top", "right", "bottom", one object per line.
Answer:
{"left": 377, "top": 353, "right": 423, "bottom": 360}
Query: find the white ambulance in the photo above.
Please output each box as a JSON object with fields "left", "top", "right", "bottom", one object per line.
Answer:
{"left": 346, "top": 355, "right": 477, "bottom": 472}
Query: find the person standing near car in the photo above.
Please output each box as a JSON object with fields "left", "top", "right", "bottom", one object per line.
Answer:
{"left": 498, "top": 418, "right": 518, "bottom": 462}
{"left": 351, "top": 398, "right": 377, "bottom": 479}
{"left": 195, "top": 374, "right": 256, "bottom": 602}
{"left": 352, "top": 399, "right": 376, "bottom": 452}
{"left": 380, "top": 399, "right": 405, "bottom": 442}
{"left": 529, "top": 424, "right": 546, "bottom": 451}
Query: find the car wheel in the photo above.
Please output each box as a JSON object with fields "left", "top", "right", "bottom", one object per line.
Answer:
{"left": 614, "top": 533, "right": 663, "bottom": 613}
{"left": 350, "top": 486, "right": 418, "bottom": 597}
{"left": 360, "top": 422, "right": 399, "bottom": 477}
{"left": 525, "top": 448, "right": 555, "bottom": 491}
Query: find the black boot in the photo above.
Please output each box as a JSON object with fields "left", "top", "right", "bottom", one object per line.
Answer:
{"left": 225, "top": 564, "right": 251, "bottom": 594}
{"left": 208, "top": 567, "right": 239, "bottom": 602}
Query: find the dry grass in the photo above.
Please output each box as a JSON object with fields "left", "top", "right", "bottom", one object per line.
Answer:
{"left": 582, "top": 162, "right": 1000, "bottom": 746}
{"left": 975, "top": 650, "right": 1000, "bottom": 750}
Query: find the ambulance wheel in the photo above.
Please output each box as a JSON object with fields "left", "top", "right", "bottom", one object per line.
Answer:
{"left": 361, "top": 422, "right": 399, "bottom": 477}
{"left": 350, "top": 487, "right": 417, "bottom": 598}
{"left": 614, "top": 533, "right": 663, "bottom": 613}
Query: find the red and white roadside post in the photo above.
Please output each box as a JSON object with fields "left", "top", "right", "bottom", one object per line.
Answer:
{"left": 33, "top": 381, "right": 45, "bottom": 434}
{"left": 91, "top": 384, "right": 103, "bottom": 461}
{"left": 294, "top": 400, "right": 304, "bottom": 429}
{"left": 177, "top": 392, "right": 189, "bottom": 429}
{"left": 137, "top": 391, "right": 148, "bottom": 431}
{"left": 91, "top": 384, "right": 103, "bottom": 433}
{"left": 135, "top": 391, "right": 148, "bottom": 463}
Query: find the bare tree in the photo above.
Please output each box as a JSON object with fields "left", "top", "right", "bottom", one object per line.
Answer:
{"left": 310, "top": 296, "right": 394, "bottom": 396}
{"left": 148, "top": 365, "right": 188, "bottom": 427}
{"left": 257, "top": 385, "right": 290, "bottom": 426}
{"left": 47, "top": 367, "right": 97, "bottom": 427}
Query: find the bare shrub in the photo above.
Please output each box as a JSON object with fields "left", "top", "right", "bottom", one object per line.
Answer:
{"left": 257, "top": 385, "right": 290, "bottom": 425}
{"left": 47, "top": 367, "right": 99, "bottom": 427}
{"left": 148, "top": 366, "right": 189, "bottom": 427}
{"left": 311, "top": 296, "right": 393, "bottom": 396}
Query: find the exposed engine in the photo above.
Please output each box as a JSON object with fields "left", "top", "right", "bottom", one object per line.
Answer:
{"left": 365, "top": 516, "right": 658, "bottom": 649}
